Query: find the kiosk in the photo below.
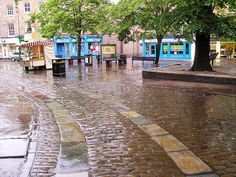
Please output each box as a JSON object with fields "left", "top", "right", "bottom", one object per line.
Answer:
{"left": 20, "top": 40, "right": 55, "bottom": 71}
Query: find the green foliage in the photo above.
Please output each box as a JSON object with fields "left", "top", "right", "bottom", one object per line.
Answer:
{"left": 34, "top": 0, "right": 110, "bottom": 38}
{"left": 170, "top": 0, "right": 236, "bottom": 41}
{"left": 109, "top": 0, "right": 175, "bottom": 42}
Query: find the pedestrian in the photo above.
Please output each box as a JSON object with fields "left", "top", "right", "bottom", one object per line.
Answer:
{"left": 226, "top": 48, "right": 232, "bottom": 59}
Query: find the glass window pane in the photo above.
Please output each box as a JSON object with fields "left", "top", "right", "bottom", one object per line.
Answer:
{"left": 7, "top": 6, "right": 13, "bottom": 15}
{"left": 186, "top": 43, "right": 189, "bottom": 54}
{"left": 151, "top": 45, "right": 155, "bottom": 54}
{"left": 163, "top": 43, "right": 168, "bottom": 54}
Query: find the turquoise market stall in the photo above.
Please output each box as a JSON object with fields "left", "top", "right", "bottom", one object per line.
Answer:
{"left": 54, "top": 35, "right": 102, "bottom": 59}
{"left": 141, "top": 36, "right": 192, "bottom": 60}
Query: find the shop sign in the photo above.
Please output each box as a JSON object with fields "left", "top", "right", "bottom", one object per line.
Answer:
{"left": 101, "top": 44, "right": 116, "bottom": 54}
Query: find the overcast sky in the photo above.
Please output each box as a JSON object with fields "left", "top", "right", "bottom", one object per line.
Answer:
{"left": 110, "top": 0, "right": 118, "bottom": 4}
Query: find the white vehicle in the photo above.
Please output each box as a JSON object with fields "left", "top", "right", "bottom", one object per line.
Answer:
{"left": 10, "top": 51, "right": 28, "bottom": 62}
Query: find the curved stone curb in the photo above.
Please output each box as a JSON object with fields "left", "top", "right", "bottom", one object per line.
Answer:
{"left": 47, "top": 102, "right": 89, "bottom": 177}
{"left": 7, "top": 88, "right": 60, "bottom": 177}
{"left": 73, "top": 88, "right": 217, "bottom": 176}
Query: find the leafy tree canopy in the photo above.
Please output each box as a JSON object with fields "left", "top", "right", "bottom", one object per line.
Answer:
{"left": 35, "top": 0, "right": 110, "bottom": 38}
{"left": 170, "top": 0, "right": 236, "bottom": 41}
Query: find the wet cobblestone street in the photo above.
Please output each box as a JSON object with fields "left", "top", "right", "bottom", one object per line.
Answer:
{"left": 0, "top": 59, "right": 236, "bottom": 176}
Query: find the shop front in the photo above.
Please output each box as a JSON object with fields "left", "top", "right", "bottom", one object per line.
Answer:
{"left": 54, "top": 35, "right": 102, "bottom": 59}
{"left": 142, "top": 37, "right": 192, "bottom": 60}
{"left": 0, "top": 38, "right": 19, "bottom": 59}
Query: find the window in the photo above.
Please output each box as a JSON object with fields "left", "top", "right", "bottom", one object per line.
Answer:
{"left": 25, "top": 22, "right": 32, "bottom": 33}
{"left": 7, "top": 6, "right": 13, "bottom": 15}
{"left": 162, "top": 43, "right": 168, "bottom": 54}
{"left": 146, "top": 46, "right": 149, "bottom": 54}
{"left": 151, "top": 45, "right": 155, "bottom": 55}
{"left": 186, "top": 43, "right": 189, "bottom": 55}
{"left": 8, "top": 24, "right": 15, "bottom": 36}
{"left": 170, "top": 43, "right": 183, "bottom": 55}
{"left": 24, "top": 3, "right": 31, "bottom": 13}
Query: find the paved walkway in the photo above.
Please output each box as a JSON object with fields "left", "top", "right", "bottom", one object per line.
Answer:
{"left": 0, "top": 58, "right": 235, "bottom": 176}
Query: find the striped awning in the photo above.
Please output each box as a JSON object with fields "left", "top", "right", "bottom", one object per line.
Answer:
{"left": 21, "top": 40, "right": 54, "bottom": 47}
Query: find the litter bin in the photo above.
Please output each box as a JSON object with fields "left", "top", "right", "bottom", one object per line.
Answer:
{"left": 96, "top": 54, "right": 101, "bottom": 64}
{"left": 52, "top": 58, "right": 66, "bottom": 76}
{"left": 85, "top": 54, "right": 93, "bottom": 66}
{"left": 119, "top": 54, "right": 127, "bottom": 64}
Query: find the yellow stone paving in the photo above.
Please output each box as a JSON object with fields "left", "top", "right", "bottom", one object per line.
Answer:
{"left": 59, "top": 124, "right": 85, "bottom": 143}
{"left": 56, "top": 171, "right": 88, "bottom": 177}
{"left": 88, "top": 94, "right": 103, "bottom": 100}
{"left": 140, "top": 124, "right": 168, "bottom": 136}
{"left": 120, "top": 111, "right": 142, "bottom": 118}
{"left": 152, "top": 135, "right": 188, "bottom": 152}
{"left": 168, "top": 150, "right": 212, "bottom": 175}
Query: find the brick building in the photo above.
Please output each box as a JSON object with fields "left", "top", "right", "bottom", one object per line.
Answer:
{"left": 0, "top": 0, "right": 45, "bottom": 58}
{"left": 0, "top": 0, "right": 141, "bottom": 59}
{"left": 103, "top": 34, "right": 141, "bottom": 57}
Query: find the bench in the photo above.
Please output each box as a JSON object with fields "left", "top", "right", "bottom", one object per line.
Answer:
{"left": 102, "top": 54, "right": 117, "bottom": 66}
{"left": 117, "top": 54, "right": 127, "bottom": 65}
{"left": 132, "top": 56, "right": 155, "bottom": 64}
{"left": 209, "top": 52, "right": 219, "bottom": 66}
{"left": 70, "top": 56, "right": 85, "bottom": 64}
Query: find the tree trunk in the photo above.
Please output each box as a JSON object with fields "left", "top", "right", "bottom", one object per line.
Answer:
{"left": 77, "top": 34, "right": 81, "bottom": 61}
{"left": 191, "top": 32, "right": 212, "bottom": 71}
{"left": 77, "top": 3, "right": 82, "bottom": 61}
{"left": 155, "top": 35, "right": 163, "bottom": 65}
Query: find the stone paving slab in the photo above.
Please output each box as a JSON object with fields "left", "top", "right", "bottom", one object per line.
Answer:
{"left": 55, "top": 171, "right": 88, "bottom": 177}
{"left": 120, "top": 111, "right": 142, "bottom": 118}
{"left": 152, "top": 135, "right": 188, "bottom": 152}
{"left": 47, "top": 102, "right": 89, "bottom": 176}
{"left": 0, "top": 158, "right": 24, "bottom": 176}
{"left": 169, "top": 150, "right": 212, "bottom": 175}
{"left": 129, "top": 116, "right": 155, "bottom": 125}
{"left": 59, "top": 124, "right": 85, "bottom": 143}
{"left": 187, "top": 174, "right": 219, "bottom": 177}
{"left": 140, "top": 124, "right": 169, "bottom": 136}
{"left": 0, "top": 138, "right": 29, "bottom": 157}
{"left": 56, "top": 142, "right": 89, "bottom": 173}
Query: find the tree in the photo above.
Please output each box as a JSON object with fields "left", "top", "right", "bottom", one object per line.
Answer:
{"left": 35, "top": 0, "right": 110, "bottom": 58}
{"left": 136, "top": 0, "right": 175, "bottom": 64}
{"left": 171, "top": 0, "right": 236, "bottom": 71}
{"left": 111, "top": 0, "right": 174, "bottom": 64}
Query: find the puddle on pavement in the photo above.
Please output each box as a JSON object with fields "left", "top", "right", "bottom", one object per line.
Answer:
{"left": 0, "top": 87, "right": 33, "bottom": 176}
{"left": 0, "top": 88, "right": 34, "bottom": 137}
{"left": 56, "top": 142, "right": 88, "bottom": 173}
{"left": 0, "top": 158, "right": 24, "bottom": 177}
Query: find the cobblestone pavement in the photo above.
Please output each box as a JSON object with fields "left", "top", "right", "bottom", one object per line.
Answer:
{"left": 0, "top": 59, "right": 236, "bottom": 176}
{"left": 0, "top": 61, "right": 60, "bottom": 176}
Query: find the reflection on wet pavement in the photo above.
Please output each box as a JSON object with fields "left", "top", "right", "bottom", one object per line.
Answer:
{"left": 0, "top": 158, "right": 24, "bottom": 177}
{"left": 0, "top": 87, "right": 34, "bottom": 137}
{"left": 0, "top": 59, "right": 236, "bottom": 176}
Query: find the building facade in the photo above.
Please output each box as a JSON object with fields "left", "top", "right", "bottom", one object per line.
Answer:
{"left": 141, "top": 37, "right": 193, "bottom": 60}
{"left": 54, "top": 35, "right": 103, "bottom": 58}
{"left": 0, "top": 0, "right": 45, "bottom": 58}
